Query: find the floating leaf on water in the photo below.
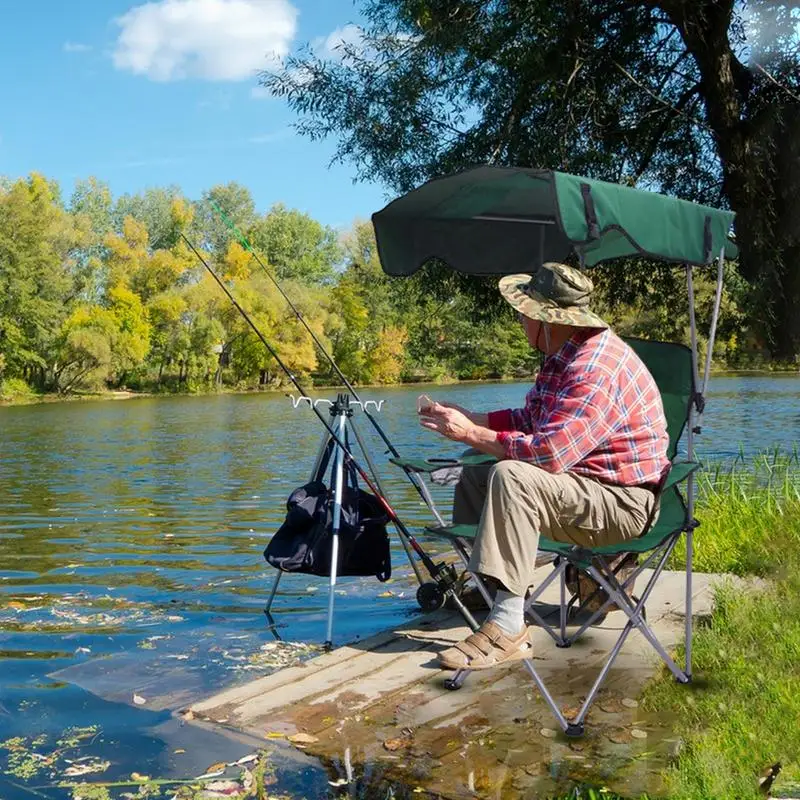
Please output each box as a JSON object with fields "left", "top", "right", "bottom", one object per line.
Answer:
{"left": 383, "top": 737, "right": 411, "bottom": 752}
{"left": 132, "top": 694, "right": 147, "bottom": 705}
{"left": 288, "top": 733, "right": 319, "bottom": 745}
{"left": 631, "top": 728, "right": 648, "bottom": 740}
{"left": 234, "top": 753, "right": 258, "bottom": 766}
{"left": 607, "top": 728, "right": 633, "bottom": 745}
{"left": 131, "top": 772, "right": 150, "bottom": 782}
{"left": 265, "top": 732, "right": 285, "bottom": 739}
{"left": 377, "top": 591, "right": 394, "bottom": 598}
{"left": 174, "top": 749, "right": 186, "bottom": 754}
{"left": 598, "top": 696, "right": 625, "bottom": 714}
{"left": 194, "top": 768, "right": 225, "bottom": 780}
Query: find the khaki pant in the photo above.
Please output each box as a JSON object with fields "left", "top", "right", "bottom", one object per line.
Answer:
{"left": 454, "top": 458, "right": 656, "bottom": 597}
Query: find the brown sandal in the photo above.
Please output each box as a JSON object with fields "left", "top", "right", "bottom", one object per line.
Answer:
{"left": 438, "top": 621, "right": 533, "bottom": 671}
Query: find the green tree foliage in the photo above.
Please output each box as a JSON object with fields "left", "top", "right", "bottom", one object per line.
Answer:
{"left": 114, "top": 186, "right": 190, "bottom": 250}
{"left": 264, "top": 0, "right": 800, "bottom": 360}
{"left": 193, "top": 182, "right": 257, "bottom": 258}
{"left": 0, "top": 174, "right": 78, "bottom": 387}
{"left": 0, "top": 169, "right": 782, "bottom": 401}
{"left": 249, "top": 203, "right": 341, "bottom": 283}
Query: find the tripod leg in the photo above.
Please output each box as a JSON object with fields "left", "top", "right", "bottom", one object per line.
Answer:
{"left": 325, "top": 412, "right": 347, "bottom": 650}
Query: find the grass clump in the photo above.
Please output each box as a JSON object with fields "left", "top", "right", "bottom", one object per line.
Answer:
{"left": 670, "top": 448, "right": 800, "bottom": 575}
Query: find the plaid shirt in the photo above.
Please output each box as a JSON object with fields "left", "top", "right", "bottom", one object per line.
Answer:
{"left": 487, "top": 329, "right": 669, "bottom": 486}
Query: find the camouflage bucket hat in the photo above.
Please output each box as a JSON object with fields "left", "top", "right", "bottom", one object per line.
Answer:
{"left": 498, "top": 263, "right": 608, "bottom": 329}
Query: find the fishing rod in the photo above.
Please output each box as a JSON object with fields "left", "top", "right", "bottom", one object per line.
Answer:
{"left": 180, "top": 233, "right": 478, "bottom": 627}
{"left": 207, "top": 201, "right": 444, "bottom": 521}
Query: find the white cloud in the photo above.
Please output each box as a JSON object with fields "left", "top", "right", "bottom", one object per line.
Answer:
{"left": 113, "top": 0, "right": 298, "bottom": 82}
{"left": 64, "top": 42, "right": 92, "bottom": 53}
{"left": 315, "top": 24, "right": 364, "bottom": 60}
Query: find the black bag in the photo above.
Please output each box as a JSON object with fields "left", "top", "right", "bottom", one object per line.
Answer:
{"left": 264, "top": 442, "right": 392, "bottom": 581}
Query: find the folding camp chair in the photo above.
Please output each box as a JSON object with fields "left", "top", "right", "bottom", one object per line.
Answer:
{"left": 391, "top": 337, "right": 701, "bottom": 736}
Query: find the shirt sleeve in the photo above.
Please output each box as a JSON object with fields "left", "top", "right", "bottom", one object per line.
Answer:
{"left": 496, "top": 364, "right": 621, "bottom": 472}
{"left": 486, "top": 386, "right": 539, "bottom": 432}
{"left": 487, "top": 409, "right": 514, "bottom": 430}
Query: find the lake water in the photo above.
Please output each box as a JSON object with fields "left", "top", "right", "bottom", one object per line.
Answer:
{"left": 1, "top": 374, "right": 798, "bottom": 798}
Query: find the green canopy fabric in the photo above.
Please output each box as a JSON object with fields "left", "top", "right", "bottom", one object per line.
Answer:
{"left": 372, "top": 167, "right": 737, "bottom": 276}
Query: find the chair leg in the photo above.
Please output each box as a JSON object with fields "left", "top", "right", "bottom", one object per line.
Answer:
{"left": 557, "top": 562, "right": 569, "bottom": 647}
{"left": 524, "top": 559, "right": 570, "bottom": 646}
{"left": 685, "top": 525, "right": 694, "bottom": 681}
{"left": 564, "top": 545, "right": 666, "bottom": 644}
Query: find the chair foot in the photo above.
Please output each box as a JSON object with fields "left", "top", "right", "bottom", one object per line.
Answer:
{"left": 555, "top": 640, "right": 572, "bottom": 649}
{"left": 676, "top": 673, "right": 691, "bottom": 685}
{"left": 564, "top": 722, "right": 585, "bottom": 738}
{"left": 444, "top": 670, "right": 468, "bottom": 690}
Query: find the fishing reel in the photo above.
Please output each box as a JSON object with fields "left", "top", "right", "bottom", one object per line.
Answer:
{"left": 416, "top": 562, "right": 460, "bottom": 613}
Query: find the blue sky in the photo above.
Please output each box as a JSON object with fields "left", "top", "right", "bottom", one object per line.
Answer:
{"left": 0, "top": 0, "right": 389, "bottom": 229}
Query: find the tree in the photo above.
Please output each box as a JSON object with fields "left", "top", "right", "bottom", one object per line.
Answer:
{"left": 114, "top": 186, "right": 190, "bottom": 250}
{"left": 69, "top": 177, "right": 113, "bottom": 302}
{"left": 248, "top": 203, "right": 341, "bottom": 283}
{"left": 264, "top": 1, "right": 800, "bottom": 359}
{"left": 193, "top": 183, "right": 257, "bottom": 258}
{"left": 0, "top": 174, "right": 78, "bottom": 386}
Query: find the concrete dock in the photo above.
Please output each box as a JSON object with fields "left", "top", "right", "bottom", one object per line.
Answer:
{"left": 188, "top": 568, "right": 736, "bottom": 798}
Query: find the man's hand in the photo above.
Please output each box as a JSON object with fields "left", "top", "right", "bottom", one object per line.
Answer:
{"left": 419, "top": 402, "right": 476, "bottom": 443}
{"left": 418, "top": 399, "right": 489, "bottom": 427}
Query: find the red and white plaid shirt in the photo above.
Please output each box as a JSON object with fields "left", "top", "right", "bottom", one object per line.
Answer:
{"left": 487, "top": 329, "right": 669, "bottom": 487}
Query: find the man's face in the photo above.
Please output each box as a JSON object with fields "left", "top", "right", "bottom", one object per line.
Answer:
{"left": 519, "top": 314, "right": 544, "bottom": 352}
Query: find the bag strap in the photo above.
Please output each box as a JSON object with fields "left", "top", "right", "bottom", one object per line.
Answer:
{"left": 315, "top": 437, "right": 337, "bottom": 483}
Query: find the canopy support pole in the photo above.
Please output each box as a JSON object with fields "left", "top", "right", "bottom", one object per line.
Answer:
{"left": 684, "top": 265, "right": 699, "bottom": 680}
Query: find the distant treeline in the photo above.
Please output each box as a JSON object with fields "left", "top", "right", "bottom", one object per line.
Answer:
{"left": 0, "top": 173, "right": 787, "bottom": 401}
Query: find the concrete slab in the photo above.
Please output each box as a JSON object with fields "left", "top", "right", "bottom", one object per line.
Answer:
{"left": 187, "top": 569, "right": 748, "bottom": 798}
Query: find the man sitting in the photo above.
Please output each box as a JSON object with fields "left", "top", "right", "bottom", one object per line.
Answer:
{"left": 418, "top": 263, "right": 669, "bottom": 670}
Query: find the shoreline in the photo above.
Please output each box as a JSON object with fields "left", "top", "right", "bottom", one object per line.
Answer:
{"left": 1, "top": 367, "right": 798, "bottom": 408}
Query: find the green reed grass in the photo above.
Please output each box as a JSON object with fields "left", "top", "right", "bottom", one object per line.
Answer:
{"left": 670, "top": 447, "right": 800, "bottom": 575}
{"left": 642, "top": 449, "right": 800, "bottom": 799}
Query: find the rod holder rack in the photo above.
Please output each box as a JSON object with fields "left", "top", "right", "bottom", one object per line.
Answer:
{"left": 288, "top": 394, "right": 385, "bottom": 412}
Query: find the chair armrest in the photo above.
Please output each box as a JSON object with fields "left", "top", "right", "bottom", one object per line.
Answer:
{"left": 663, "top": 460, "right": 702, "bottom": 490}
{"left": 390, "top": 453, "right": 498, "bottom": 474}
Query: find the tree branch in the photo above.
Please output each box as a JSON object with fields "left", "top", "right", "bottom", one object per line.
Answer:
{"left": 612, "top": 59, "right": 711, "bottom": 131}
{"left": 752, "top": 61, "right": 800, "bottom": 104}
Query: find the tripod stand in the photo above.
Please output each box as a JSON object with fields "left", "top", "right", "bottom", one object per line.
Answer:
{"left": 265, "top": 393, "right": 405, "bottom": 649}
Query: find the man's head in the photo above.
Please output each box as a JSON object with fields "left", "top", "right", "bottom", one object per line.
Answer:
{"left": 499, "top": 263, "right": 607, "bottom": 354}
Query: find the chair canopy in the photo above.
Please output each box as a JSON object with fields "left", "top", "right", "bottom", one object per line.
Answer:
{"left": 372, "top": 167, "right": 737, "bottom": 277}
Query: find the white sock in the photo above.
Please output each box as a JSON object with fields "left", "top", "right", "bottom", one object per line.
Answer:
{"left": 486, "top": 589, "right": 525, "bottom": 635}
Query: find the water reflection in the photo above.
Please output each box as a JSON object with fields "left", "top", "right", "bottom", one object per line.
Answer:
{"left": 0, "top": 377, "right": 798, "bottom": 798}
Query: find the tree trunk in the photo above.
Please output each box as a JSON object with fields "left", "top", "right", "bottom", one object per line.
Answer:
{"left": 662, "top": 0, "right": 800, "bottom": 360}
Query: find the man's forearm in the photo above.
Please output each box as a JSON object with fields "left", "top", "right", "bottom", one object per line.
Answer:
{"left": 464, "top": 424, "right": 506, "bottom": 458}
